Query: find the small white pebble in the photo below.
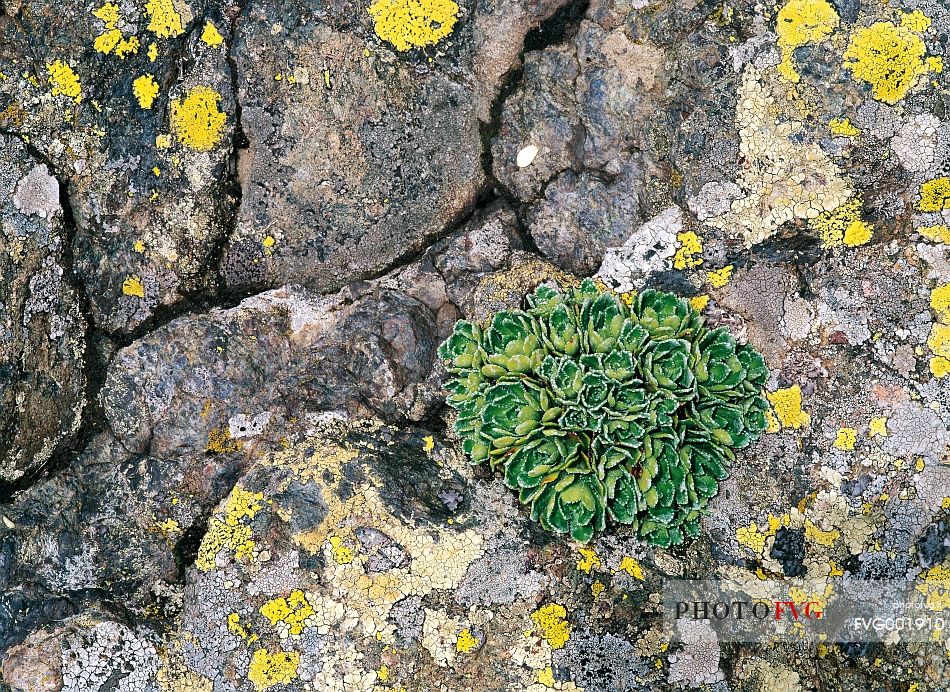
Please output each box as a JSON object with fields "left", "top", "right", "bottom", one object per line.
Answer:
{"left": 1, "top": 515, "right": 13, "bottom": 529}
{"left": 516, "top": 144, "right": 539, "bottom": 168}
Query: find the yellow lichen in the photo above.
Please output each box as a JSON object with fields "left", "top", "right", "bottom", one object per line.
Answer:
{"left": 767, "top": 385, "right": 811, "bottom": 429}
{"left": 170, "top": 86, "right": 226, "bottom": 151}
{"left": 736, "top": 522, "right": 768, "bottom": 554}
{"left": 931, "top": 284, "right": 950, "bottom": 323}
{"left": 618, "top": 556, "right": 644, "bottom": 580}
{"left": 576, "top": 547, "right": 600, "bottom": 574}
{"left": 455, "top": 629, "right": 478, "bottom": 654}
{"left": 46, "top": 60, "right": 82, "bottom": 103}
{"left": 689, "top": 294, "right": 710, "bottom": 311}
{"left": 260, "top": 590, "right": 315, "bottom": 636}
{"left": 808, "top": 198, "right": 872, "bottom": 248}
{"left": 672, "top": 231, "right": 703, "bottom": 270}
{"left": 94, "top": 29, "right": 123, "bottom": 54}
{"left": 706, "top": 265, "right": 733, "bottom": 289}
{"left": 919, "top": 225, "right": 950, "bottom": 244}
{"left": 531, "top": 603, "right": 571, "bottom": 649}
{"left": 367, "top": 0, "right": 459, "bottom": 52}
{"left": 918, "top": 177, "right": 950, "bottom": 213}
{"left": 929, "top": 323, "right": 950, "bottom": 359}
{"left": 422, "top": 435, "right": 435, "bottom": 453}
{"left": 148, "top": 42, "right": 158, "bottom": 62}
{"left": 931, "top": 356, "right": 950, "bottom": 379}
{"left": 227, "top": 613, "right": 258, "bottom": 643}
{"left": 537, "top": 667, "right": 555, "bottom": 687}
{"left": 916, "top": 565, "right": 950, "bottom": 611}
{"left": 327, "top": 535, "right": 353, "bottom": 564}
{"left": 200, "top": 21, "right": 224, "bottom": 47}
{"left": 195, "top": 486, "right": 264, "bottom": 571}
{"left": 804, "top": 519, "right": 839, "bottom": 547}
{"left": 206, "top": 427, "right": 241, "bottom": 453}
{"left": 775, "top": 0, "right": 839, "bottom": 82}
{"left": 843, "top": 21, "right": 931, "bottom": 104}
{"left": 901, "top": 10, "right": 931, "bottom": 32}
{"left": 591, "top": 580, "right": 606, "bottom": 598}
{"left": 247, "top": 649, "right": 300, "bottom": 692}
{"left": 133, "top": 74, "right": 159, "bottom": 109}
{"left": 145, "top": 0, "right": 186, "bottom": 38}
{"left": 868, "top": 416, "right": 888, "bottom": 438}
{"left": 829, "top": 117, "right": 860, "bottom": 137}
{"left": 122, "top": 275, "right": 145, "bottom": 298}
{"left": 833, "top": 427, "right": 857, "bottom": 451}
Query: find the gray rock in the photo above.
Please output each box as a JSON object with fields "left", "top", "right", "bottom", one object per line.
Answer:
{"left": 0, "top": 135, "right": 86, "bottom": 483}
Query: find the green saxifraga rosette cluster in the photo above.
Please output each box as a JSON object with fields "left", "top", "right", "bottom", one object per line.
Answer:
{"left": 438, "top": 279, "right": 770, "bottom": 547}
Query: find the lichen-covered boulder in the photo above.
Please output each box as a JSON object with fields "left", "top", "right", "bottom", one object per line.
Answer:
{"left": 0, "top": 135, "right": 86, "bottom": 483}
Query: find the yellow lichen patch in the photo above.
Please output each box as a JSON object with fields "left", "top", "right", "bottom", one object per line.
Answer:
{"left": 531, "top": 603, "right": 571, "bottom": 649}
{"left": 591, "top": 580, "right": 606, "bottom": 598}
{"left": 736, "top": 522, "right": 768, "bottom": 554}
{"left": 901, "top": 10, "right": 932, "bottom": 32}
{"left": 148, "top": 42, "right": 158, "bottom": 62}
{"left": 46, "top": 60, "right": 82, "bottom": 103}
{"left": 200, "top": 21, "right": 224, "bottom": 47}
{"left": 367, "top": 0, "right": 459, "bottom": 52}
{"left": 206, "top": 427, "right": 241, "bottom": 453}
{"left": 260, "top": 590, "right": 315, "bottom": 636}
{"left": 928, "top": 322, "right": 950, "bottom": 359}
{"left": 146, "top": 0, "right": 186, "bottom": 38}
{"left": 327, "top": 535, "right": 353, "bottom": 564}
{"left": 868, "top": 416, "right": 888, "bottom": 438}
{"left": 195, "top": 486, "right": 264, "bottom": 571}
{"left": 247, "top": 648, "right": 300, "bottom": 692}
{"left": 170, "top": 86, "right": 227, "bottom": 151}
{"left": 809, "top": 198, "right": 872, "bottom": 248}
{"left": 133, "top": 74, "right": 159, "bottom": 109}
{"left": 537, "top": 667, "right": 555, "bottom": 687}
{"left": 155, "top": 518, "right": 181, "bottom": 537}
{"left": 673, "top": 231, "right": 703, "bottom": 270}
{"left": 706, "top": 265, "right": 733, "bottom": 289}
{"left": 227, "top": 613, "right": 258, "bottom": 643}
{"left": 920, "top": 225, "right": 950, "bottom": 243}
{"left": 804, "top": 519, "right": 839, "bottom": 547}
{"left": 931, "top": 356, "right": 950, "bottom": 378}
{"left": 576, "top": 547, "right": 600, "bottom": 574}
{"left": 377, "top": 664, "right": 390, "bottom": 682}
{"left": 916, "top": 565, "right": 950, "bottom": 611}
{"left": 422, "top": 435, "right": 435, "bottom": 453}
{"left": 455, "top": 629, "right": 478, "bottom": 654}
{"left": 833, "top": 427, "right": 857, "bottom": 451}
{"left": 618, "top": 556, "right": 644, "bottom": 580}
{"left": 122, "top": 275, "right": 145, "bottom": 298}
{"left": 918, "top": 177, "right": 950, "bottom": 212}
{"left": 843, "top": 21, "right": 931, "bottom": 104}
{"left": 765, "top": 408, "right": 780, "bottom": 433}
{"left": 689, "top": 294, "right": 709, "bottom": 311}
{"left": 775, "top": 0, "right": 839, "bottom": 82}
{"left": 94, "top": 29, "right": 122, "bottom": 54}
{"left": 931, "top": 284, "right": 950, "bottom": 323}
{"left": 767, "top": 385, "right": 811, "bottom": 429}
{"left": 829, "top": 118, "right": 859, "bottom": 137}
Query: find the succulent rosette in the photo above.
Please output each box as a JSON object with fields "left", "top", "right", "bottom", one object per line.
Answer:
{"left": 438, "top": 279, "right": 769, "bottom": 547}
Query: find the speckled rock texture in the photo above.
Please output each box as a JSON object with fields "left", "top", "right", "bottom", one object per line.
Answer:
{"left": 5, "top": 0, "right": 950, "bottom": 690}
{"left": 0, "top": 135, "right": 86, "bottom": 484}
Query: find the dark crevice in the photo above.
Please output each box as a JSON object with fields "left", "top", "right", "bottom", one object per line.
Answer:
{"left": 478, "top": 0, "right": 590, "bottom": 256}
{"left": 0, "top": 136, "right": 107, "bottom": 504}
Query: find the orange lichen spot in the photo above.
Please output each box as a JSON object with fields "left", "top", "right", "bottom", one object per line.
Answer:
{"left": 46, "top": 60, "right": 82, "bottom": 103}
{"left": 531, "top": 603, "right": 571, "bottom": 649}
{"left": 367, "top": 0, "right": 459, "bottom": 52}
{"left": 918, "top": 177, "right": 950, "bottom": 212}
{"left": 170, "top": 86, "right": 227, "bottom": 151}
{"left": 247, "top": 648, "right": 300, "bottom": 691}
{"left": 145, "top": 0, "right": 186, "bottom": 38}
{"left": 122, "top": 275, "right": 145, "bottom": 298}
{"left": 133, "top": 74, "right": 159, "bottom": 109}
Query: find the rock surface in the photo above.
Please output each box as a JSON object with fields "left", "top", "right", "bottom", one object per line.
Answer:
{"left": 4, "top": 0, "right": 950, "bottom": 690}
